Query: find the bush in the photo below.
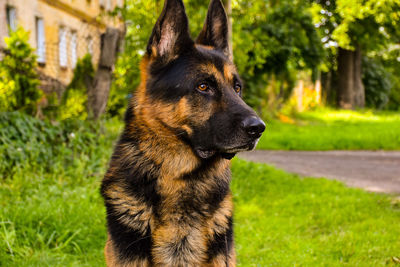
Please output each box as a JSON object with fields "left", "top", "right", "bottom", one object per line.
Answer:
{"left": 0, "top": 68, "right": 17, "bottom": 111}
{"left": 362, "top": 56, "right": 392, "bottom": 109}
{"left": 388, "top": 85, "right": 400, "bottom": 110}
{"left": 0, "top": 28, "right": 41, "bottom": 115}
{"left": 59, "top": 54, "right": 95, "bottom": 120}
{"left": 0, "top": 112, "right": 105, "bottom": 177}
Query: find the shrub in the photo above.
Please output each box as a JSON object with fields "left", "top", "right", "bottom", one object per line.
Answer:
{"left": 362, "top": 56, "right": 392, "bottom": 109}
{"left": 0, "top": 112, "right": 105, "bottom": 177}
{"left": 0, "top": 28, "right": 41, "bottom": 115}
{"left": 59, "top": 54, "right": 95, "bottom": 120}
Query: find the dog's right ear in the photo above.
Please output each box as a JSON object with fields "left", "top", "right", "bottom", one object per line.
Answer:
{"left": 146, "top": 0, "right": 193, "bottom": 59}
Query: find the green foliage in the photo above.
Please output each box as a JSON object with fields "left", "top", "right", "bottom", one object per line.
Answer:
{"left": 228, "top": 0, "right": 324, "bottom": 111}
{"left": 257, "top": 109, "right": 400, "bottom": 150}
{"left": 234, "top": 0, "right": 324, "bottom": 110}
{"left": 234, "top": 0, "right": 324, "bottom": 76}
{"left": 107, "top": 0, "right": 400, "bottom": 113}
{"left": 314, "top": 0, "right": 400, "bottom": 50}
{"left": 66, "top": 54, "right": 94, "bottom": 94}
{"left": 0, "top": 28, "right": 41, "bottom": 115}
{"left": 311, "top": 0, "right": 400, "bottom": 110}
{"left": 388, "top": 84, "right": 400, "bottom": 110}
{"left": 0, "top": 67, "right": 16, "bottom": 111}
{"left": 109, "top": 0, "right": 323, "bottom": 116}
{"left": 109, "top": 0, "right": 159, "bottom": 116}
{"left": 0, "top": 112, "right": 106, "bottom": 177}
{"left": 383, "top": 46, "right": 400, "bottom": 110}
{"left": 59, "top": 54, "right": 95, "bottom": 120}
{"left": 362, "top": 56, "right": 392, "bottom": 109}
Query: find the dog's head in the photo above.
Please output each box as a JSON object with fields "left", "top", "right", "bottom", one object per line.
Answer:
{"left": 137, "top": 0, "right": 265, "bottom": 160}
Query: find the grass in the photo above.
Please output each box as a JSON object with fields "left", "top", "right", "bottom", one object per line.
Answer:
{"left": 257, "top": 109, "right": 400, "bottom": 150}
{"left": 232, "top": 159, "right": 400, "bottom": 266}
{"left": 1, "top": 112, "right": 400, "bottom": 266}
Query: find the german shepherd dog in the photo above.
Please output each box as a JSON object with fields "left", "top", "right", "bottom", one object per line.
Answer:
{"left": 101, "top": 0, "right": 265, "bottom": 266}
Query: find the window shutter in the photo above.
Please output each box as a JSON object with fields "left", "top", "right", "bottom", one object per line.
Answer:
{"left": 70, "top": 32, "right": 77, "bottom": 68}
{"left": 59, "top": 27, "right": 68, "bottom": 67}
{"left": 87, "top": 36, "right": 93, "bottom": 55}
{"left": 36, "top": 18, "right": 46, "bottom": 63}
{"left": 6, "top": 7, "right": 17, "bottom": 33}
{"left": 106, "top": 0, "right": 112, "bottom": 10}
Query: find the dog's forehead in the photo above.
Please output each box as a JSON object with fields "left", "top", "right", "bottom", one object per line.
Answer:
{"left": 193, "top": 45, "right": 238, "bottom": 81}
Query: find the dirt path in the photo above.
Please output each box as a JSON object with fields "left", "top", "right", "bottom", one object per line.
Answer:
{"left": 239, "top": 150, "right": 400, "bottom": 194}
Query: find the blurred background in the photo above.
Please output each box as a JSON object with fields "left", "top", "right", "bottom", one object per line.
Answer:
{"left": 0, "top": 0, "right": 399, "bottom": 266}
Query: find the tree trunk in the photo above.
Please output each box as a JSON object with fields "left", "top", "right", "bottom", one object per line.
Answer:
{"left": 353, "top": 45, "right": 365, "bottom": 107}
{"left": 337, "top": 46, "right": 365, "bottom": 109}
{"left": 87, "top": 28, "right": 121, "bottom": 120}
{"left": 322, "top": 71, "right": 332, "bottom": 104}
{"left": 337, "top": 47, "right": 354, "bottom": 109}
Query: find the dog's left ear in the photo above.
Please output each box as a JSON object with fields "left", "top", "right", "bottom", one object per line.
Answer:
{"left": 147, "top": 0, "right": 193, "bottom": 59}
{"left": 196, "top": 0, "right": 231, "bottom": 59}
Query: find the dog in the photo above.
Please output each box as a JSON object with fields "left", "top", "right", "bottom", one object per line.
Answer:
{"left": 101, "top": 0, "right": 265, "bottom": 266}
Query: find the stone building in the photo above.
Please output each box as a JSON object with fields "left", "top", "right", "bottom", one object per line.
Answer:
{"left": 0, "top": 0, "right": 124, "bottom": 91}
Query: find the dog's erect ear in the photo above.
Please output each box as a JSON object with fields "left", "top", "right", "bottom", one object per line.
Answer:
{"left": 146, "top": 0, "right": 193, "bottom": 59}
{"left": 196, "top": 0, "right": 230, "bottom": 59}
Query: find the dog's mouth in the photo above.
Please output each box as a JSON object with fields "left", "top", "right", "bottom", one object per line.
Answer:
{"left": 195, "top": 139, "right": 259, "bottom": 160}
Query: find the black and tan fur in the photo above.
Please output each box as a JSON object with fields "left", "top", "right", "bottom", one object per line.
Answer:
{"left": 101, "top": 0, "right": 265, "bottom": 266}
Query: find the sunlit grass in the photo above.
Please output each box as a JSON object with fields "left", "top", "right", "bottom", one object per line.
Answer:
{"left": 232, "top": 159, "right": 400, "bottom": 266}
{"left": 257, "top": 109, "right": 400, "bottom": 150}
{"left": 297, "top": 108, "right": 400, "bottom": 123}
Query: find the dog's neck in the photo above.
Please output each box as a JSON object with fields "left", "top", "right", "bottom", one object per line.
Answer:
{"left": 120, "top": 99, "right": 230, "bottom": 182}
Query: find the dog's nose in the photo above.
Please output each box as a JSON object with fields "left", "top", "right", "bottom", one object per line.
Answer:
{"left": 241, "top": 116, "right": 266, "bottom": 138}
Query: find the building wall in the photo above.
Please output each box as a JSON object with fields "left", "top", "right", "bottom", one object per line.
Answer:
{"left": 0, "top": 3, "right": 7, "bottom": 48}
{"left": 0, "top": 0, "right": 123, "bottom": 85}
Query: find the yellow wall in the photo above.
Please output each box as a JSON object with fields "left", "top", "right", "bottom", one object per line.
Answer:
{"left": 0, "top": 4, "right": 7, "bottom": 46}
{"left": 1, "top": 0, "right": 124, "bottom": 85}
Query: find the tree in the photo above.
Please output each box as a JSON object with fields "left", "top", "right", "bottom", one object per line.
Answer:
{"left": 313, "top": 0, "right": 400, "bottom": 109}
{"left": 87, "top": 28, "right": 122, "bottom": 119}
{"left": 232, "top": 0, "right": 324, "bottom": 111}
{"left": 112, "top": 0, "right": 323, "bottom": 115}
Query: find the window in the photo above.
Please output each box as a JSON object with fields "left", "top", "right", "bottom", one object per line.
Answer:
{"left": 6, "top": 6, "right": 17, "bottom": 33}
{"left": 70, "top": 31, "right": 77, "bottom": 68}
{"left": 36, "top": 17, "right": 46, "bottom": 63}
{"left": 87, "top": 36, "right": 93, "bottom": 55}
{"left": 106, "top": 0, "right": 112, "bottom": 10}
{"left": 59, "top": 27, "right": 68, "bottom": 67}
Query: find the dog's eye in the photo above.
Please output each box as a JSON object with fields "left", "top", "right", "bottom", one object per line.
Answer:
{"left": 197, "top": 83, "right": 209, "bottom": 92}
{"left": 234, "top": 83, "right": 242, "bottom": 93}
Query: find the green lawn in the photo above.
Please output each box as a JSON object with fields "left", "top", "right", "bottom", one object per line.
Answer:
{"left": 232, "top": 159, "right": 400, "bottom": 266}
{"left": 1, "top": 112, "right": 400, "bottom": 266}
{"left": 257, "top": 109, "right": 400, "bottom": 150}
